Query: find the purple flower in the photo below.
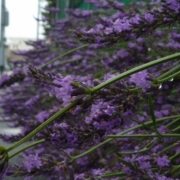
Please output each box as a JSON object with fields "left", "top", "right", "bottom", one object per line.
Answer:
{"left": 136, "top": 155, "right": 152, "bottom": 169}
{"left": 157, "top": 125, "right": 167, "bottom": 133}
{"left": 104, "top": 27, "right": 113, "bottom": 35}
{"left": 144, "top": 13, "right": 155, "bottom": 23}
{"left": 76, "top": 156, "right": 89, "bottom": 166}
{"left": 151, "top": 144, "right": 163, "bottom": 153}
{"left": 35, "top": 111, "right": 50, "bottom": 123}
{"left": 66, "top": 9, "right": 93, "bottom": 18}
{"left": 75, "top": 173, "right": 85, "bottom": 180}
{"left": 54, "top": 75, "right": 74, "bottom": 106}
{"left": 113, "top": 18, "right": 132, "bottom": 33}
{"left": 91, "top": 168, "right": 104, "bottom": 176}
{"left": 129, "top": 14, "right": 142, "bottom": 25}
{"left": 129, "top": 70, "right": 151, "bottom": 92}
{"left": 25, "top": 95, "right": 40, "bottom": 107}
{"left": 0, "top": 74, "right": 10, "bottom": 87}
{"left": 156, "top": 174, "right": 175, "bottom": 180}
{"left": 166, "top": 0, "right": 180, "bottom": 12}
{"left": 23, "top": 153, "right": 42, "bottom": 172}
{"left": 123, "top": 167, "right": 132, "bottom": 175}
{"left": 157, "top": 155, "right": 170, "bottom": 167}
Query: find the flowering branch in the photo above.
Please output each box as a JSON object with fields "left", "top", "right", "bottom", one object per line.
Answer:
{"left": 92, "top": 52, "right": 180, "bottom": 93}
{"left": 157, "top": 63, "right": 180, "bottom": 80}
{"left": 157, "top": 70, "right": 180, "bottom": 83}
{"left": 71, "top": 115, "right": 180, "bottom": 162}
{"left": 6, "top": 52, "right": 180, "bottom": 154}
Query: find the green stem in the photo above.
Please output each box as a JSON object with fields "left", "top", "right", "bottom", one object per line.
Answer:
{"left": 71, "top": 115, "right": 180, "bottom": 162}
{"left": 101, "top": 172, "right": 127, "bottom": 178}
{"left": 107, "top": 134, "right": 180, "bottom": 138}
{"left": 119, "top": 139, "right": 157, "bottom": 155}
{"left": 172, "top": 125, "right": 180, "bottom": 132}
{"left": 92, "top": 53, "right": 180, "bottom": 93}
{"left": 101, "top": 166, "right": 179, "bottom": 178}
{"left": 128, "top": 87, "right": 142, "bottom": 92}
{"left": 119, "top": 148, "right": 149, "bottom": 155}
{"left": 158, "top": 141, "right": 180, "bottom": 155}
{"left": 165, "top": 118, "right": 180, "bottom": 128}
{"left": 5, "top": 52, "right": 180, "bottom": 155}
{"left": 169, "top": 151, "right": 180, "bottom": 161}
{"left": 6, "top": 101, "right": 77, "bottom": 152}
{"left": 158, "top": 70, "right": 180, "bottom": 84}
{"left": 59, "top": 57, "right": 82, "bottom": 65}
{"left": 40, "top": 44, "right": 89, "bottom": 69}
{"left": 130, "top": 139, "right": 158, "bottom": 161}
{"left": 9, "top": 139, "right": 45, "bottom": 159}
{"left": 158, "top": 63, "right": 180, "bottom": 80}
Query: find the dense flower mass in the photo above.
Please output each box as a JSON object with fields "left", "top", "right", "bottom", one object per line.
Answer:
{"left": 74, "top": 0, "right": 180, "bottom": 44}
{"left": 1, "top": 0, "right": 180, "bottom": 179}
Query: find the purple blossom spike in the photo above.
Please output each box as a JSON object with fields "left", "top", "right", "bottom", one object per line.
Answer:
{"left": 129, "top": 70, "right": 151, "bottom": 92}
{"left": 23, "top": 153, "right": 42, "bottom": 172}
{"left": 144, "top": 13, "right": 155, "bottom": 23}
{"left": 157, "top": 155, "right": 170, "bottom": 167}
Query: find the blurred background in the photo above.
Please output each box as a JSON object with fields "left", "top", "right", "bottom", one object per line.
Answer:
{"left": 2, "top": 0, "right": 46, "bottom": 73}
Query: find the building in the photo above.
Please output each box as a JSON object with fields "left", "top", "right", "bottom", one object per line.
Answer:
{"left": 6, "top": 37, "right": 35, "bottom": 67}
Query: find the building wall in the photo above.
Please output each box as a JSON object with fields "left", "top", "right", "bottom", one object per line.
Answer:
{"left": 7, "top": 37, "right": 35, "bottom": 51}
{"left": 6, "top": 37, "right": 35, "bottom": 64}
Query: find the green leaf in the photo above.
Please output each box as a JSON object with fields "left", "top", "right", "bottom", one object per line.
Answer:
{"left": 148, "top": 94, "right": 161, "bottom": 135}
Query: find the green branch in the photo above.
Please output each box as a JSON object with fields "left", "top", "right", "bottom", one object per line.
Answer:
{"left": 158, "top": 70, "right": 180, "bottom": 84}
{"left": 7, "top": 101, "right": 77, "bottom": 152}
{"left": 9, "top": 139, "right": 45, "bottom": 159}
{"left": 92, "top": 52, "right": 180, "bottom": 93}
{"left": 158, "top": 63, "right": 180, "bottom": 80}
{"left": 40, "top": 44, "right": 89, "bottom": 69}
{"left": 6, "top": 52, "right": 180, "bottom": 155}
{"left": 107, "top": 134, "right": 180, "bottom": 138}
{"left": 71, "top": 115, "right": 180, "bottom": 162}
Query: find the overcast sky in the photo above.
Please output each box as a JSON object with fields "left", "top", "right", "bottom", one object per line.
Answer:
{"left": 5, "top": 0, "right": 44, "bottom": 39}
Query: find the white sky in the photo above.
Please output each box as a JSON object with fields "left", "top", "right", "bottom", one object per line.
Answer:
{"left": 5, "top": 0, "right": 44, "bottom": 39}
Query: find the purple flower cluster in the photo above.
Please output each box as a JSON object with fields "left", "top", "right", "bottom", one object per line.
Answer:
{"left": 74, "top": 0, "right": 180, "bottom": 44}
{"left": 0, "top": 71, "right": 25, "bottom": 88}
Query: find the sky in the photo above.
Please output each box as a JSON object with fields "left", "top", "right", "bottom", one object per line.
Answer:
{"left": 5, "top": 0, "right": 44, "bottom": 39}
